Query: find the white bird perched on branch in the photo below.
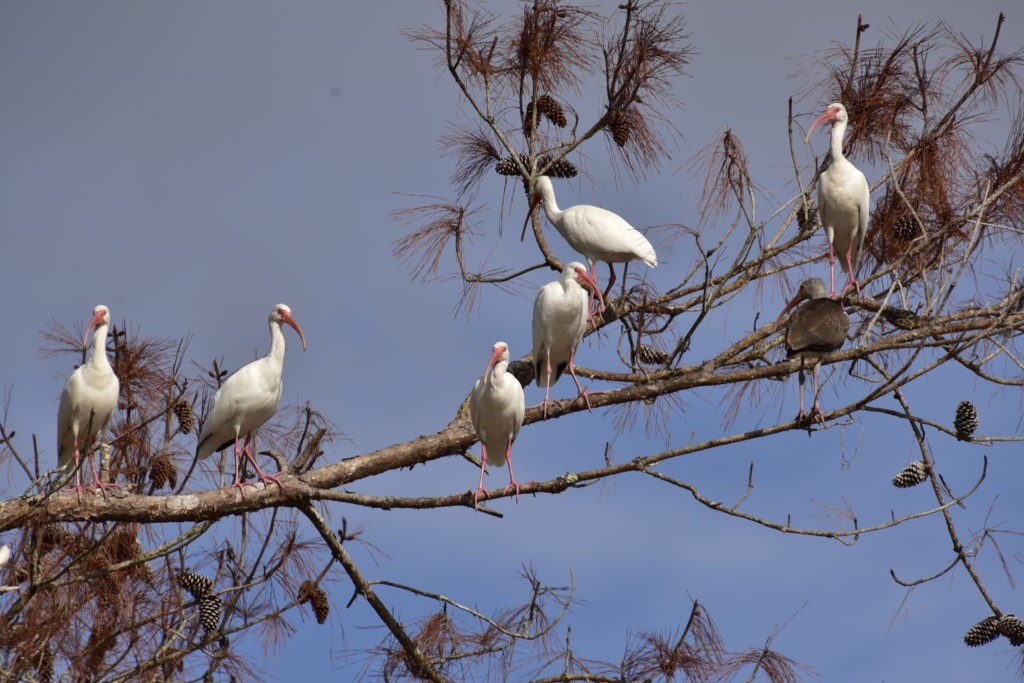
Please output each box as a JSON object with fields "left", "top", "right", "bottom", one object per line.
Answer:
{"left": 469, "top": 341, "right": 525, "bottom": 507}
{"left": 196, "top": 304, "right": 307, "bottom": 495}
{"left": 805, "top": 102, "right": 871, "bottom": 297}
{"left": 57, "top": 304, "right": 120, "bottom": 501}
{"left": 532, "top": 261, "right": 604, "bottom": 418}
{"left": 522, "top": 176, "right": 657, "bottom": 306}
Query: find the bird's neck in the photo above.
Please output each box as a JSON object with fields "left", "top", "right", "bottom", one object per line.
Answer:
{"left": 539, "top": 185, "right": 562, "bottom": 224}
{"left": 266, "top": 320, "right": 286, "bottom": 368}
{"left": 487, "top": 360, "right": 508, "bottom": 388}
{"left": 830, "top": 119, "right": 848, "bottom": 164}
{"left": 561, "top": 276, "right": 583, "bottom": 297}
{"left": 87, "top": 322, "right": 112, "bottom": 372}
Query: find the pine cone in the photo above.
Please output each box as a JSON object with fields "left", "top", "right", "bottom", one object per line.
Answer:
{"left": 891, "top": 461, "right": 929, "bottom": 488}
{"left": 106, "top": 526, "right": 151, "bottom": 581}
{"left": 635, "top": 344, "right": 669, "bottom": 367}
{"left": 37, "top": 522, "right": 73, "bottom": 554}
{"left": 172, "top": 399, "right": 194, "bottom": 435}
{"left": 299, "top": 579, "right": 330, "bottom": 625}
{"left": 199, "top": 594, "right": 222, "bottom": 632}
{"left": 998, "top": 614, "right": 1024, "bottom": 646}
{"left": 606, "top": 109, "right": 631, "bottom": 147}
{"left": 539, "top": 156, "right": 578, "bottom": 178}
{"left": 964, "top": 616, "right": 1001, "bottom": 646}
{"left": 495, "top": 156, "right": 521, "bottom": 176}
{"left": 797, "top": 199, "right": 817, "bottom": 232}
{"left": 536, "top": 94, "right": 567, "bottom": 127}
{"left": 954, "top": 401, "right": 978, "bottom": 439}
{"left": 84, "top": 624, "right": 117, "bottom": 675}
{"left": 149, "top": 456, "right": 178, "bottom": 491}
{"left": 893, "top": 216, "right": 916, "bottom": 240}
{"left": 177, "top": 570, "right": 213, "bottom": 599}
{"left": 524, "top": 95, "right": 568, "bottom": 135}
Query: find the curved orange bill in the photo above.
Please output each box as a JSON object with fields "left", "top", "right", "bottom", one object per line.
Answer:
{"left": 520, "top": 194, "right": 541, "bottom": 241}
{"left": 83, "top": 309, "right": 106, "bottom": 347}
{"left": 281, "top": 312, "right": 309, "bottom": 350}
{"left": 575, "top": 266, "right": 606, "bottom": 312}
{"left": 776, "top": 291, "right": 807, "bottom": 323}
{"left": 804, "top": 109, "right": 836, "bottom": 144}
{"left": 485, "top": 345, "right": 504, "bottom": 375}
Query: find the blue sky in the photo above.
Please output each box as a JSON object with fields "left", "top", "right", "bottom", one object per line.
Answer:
{"left": 1, "top": 1, "right": 1022, "bottom": 680}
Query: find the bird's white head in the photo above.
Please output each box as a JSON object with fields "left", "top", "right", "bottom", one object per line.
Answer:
{"left": 521, "top": 176, "right": 555, "bottom": 241}
{"left": 270, "top": 304, "right": 308, "bottom": 351}
{"left": 566, "top": 261, "right": 606, "bottom": 310}
{"left": 804, "top": 103, "right": 848, "bottom": 143}
{"left": 84, "top": 305, "right": 111, "bottom": 347}
{"left": 779, "top": 277, "right": 829, "bottom": 320}
{"left": 486, "top": 341, "right": 510, "bottom": 374}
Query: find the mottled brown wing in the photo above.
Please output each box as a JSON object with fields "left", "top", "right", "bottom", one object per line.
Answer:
{"left": 786, "top": 298, "right": 850, "bottom": 356}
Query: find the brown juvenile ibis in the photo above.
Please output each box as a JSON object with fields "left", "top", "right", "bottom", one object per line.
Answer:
{"left": 780, "top": 278, "right": 850, "bottom": 419}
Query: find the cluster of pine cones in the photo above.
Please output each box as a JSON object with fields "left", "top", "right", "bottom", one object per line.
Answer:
{"left": 177, "top": 570, "right": 221, "bottom": 633}
{"left": 964, "top": 613, "right": 1024, "bottom": 647}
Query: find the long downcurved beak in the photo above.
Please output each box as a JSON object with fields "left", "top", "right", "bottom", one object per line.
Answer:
{"left": 485, "top": 345, "right": 504, "bottom": 376}
{"left": 281, "top": 312, "right": 308, "bottom": 350}
{"left": 521, "top": 194, "right": 541, "bottom": 242}
{"left": 83, "top": 310, "right": 106, "bottom": 347}
{"left": 776, "top": 292, "right": 806, "bottom": 324}
{"left": 804, "top": 109, "right": 835, "bottom": 144}
{"left": 576, "top": 267, "right": 606, "bottom": 313}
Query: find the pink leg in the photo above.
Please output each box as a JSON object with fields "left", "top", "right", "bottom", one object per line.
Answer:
{"left": 796, "top": 365, "right": 807, "bottom": 419}
{"left": 222, "top": 436, "right": 258, "bottom": 497}
{"left": 539, "top": 353, "right": 559, "bottom": 418}
{"left": 566, "top": 349, "right": 600, "bottom": 412}
{"left": 502, "top": 438, "right": 521, "bottom": 502}
{"left": 473, "top": 444, "right": 489, "bottom": 507}
{"left": 810, "top": 362, "right": 826, "bottom": 421}
{"left": 586, "top": 262, "right": 605, "bottom": 326}
{"left": 62, "top": 438, "right": 87, "bottom": 504}
{"left": 827, "top": 242, "right": 837, "bottom": 297}
{"left": 839, "top": 239, "right": 862, "bottom": 297}
{"left": 242, "top": 436, "right": 283, "bottom": 489}
{"left": 88, "top": 449, "right": 121, "bottom": 498}
{"left": 602, "top": 262, "right": 617, "bottom": 300}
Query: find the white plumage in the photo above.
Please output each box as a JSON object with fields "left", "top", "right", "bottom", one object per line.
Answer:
{"left": 57, "top": 304, "right": 120, "bottom": 499}
{"left": 532, "top": 262, "right": 601, "bottom": 417}
{"left": 523, "top": 176, "right": 657, "bottom": 301}
{"left": 806, "top": 102, "right": 871, "bottom": 297}
{"left": 469, "top": 341, "right": 525, "bottom": 506}
{"left": 196, "top": 304, "right": 307, "bottom": 494}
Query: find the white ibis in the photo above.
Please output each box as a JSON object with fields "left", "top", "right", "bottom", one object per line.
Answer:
{"left": 805, "top": 103, "right": 871, "bottom": 297}
{"left": 779, "top": 278, "right": 850, "bottom": 419}
{"left": 522, "top": 176, "right": 657, "bottom": 304}
{"left": 469, "top": 341, "right": 525, "bottom": 507}
{"left": 532, "top": 261, "right": 604, "bottom": 418}
{"left": 196, "top": 304, "right": 307, "bottom": 494}
{"left": 57, "top": 304, "right": 120, "bottom": 500}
